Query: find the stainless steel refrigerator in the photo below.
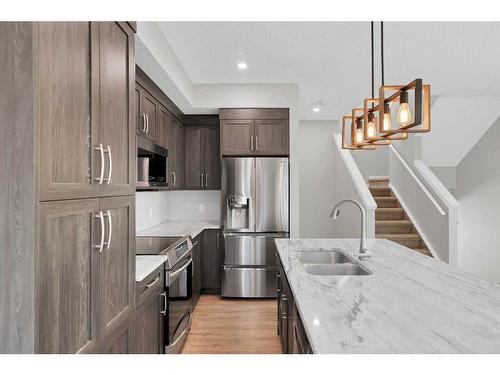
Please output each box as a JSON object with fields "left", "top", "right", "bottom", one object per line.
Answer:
{"left": 220, "top": 157, "right": 289, "bottom": 298}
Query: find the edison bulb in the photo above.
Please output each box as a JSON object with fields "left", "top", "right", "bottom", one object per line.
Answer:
{"left": 382, "top": 113, "right": 392, "bottom": 131}
{"left": 355, "top": 128, "right": 364, "bottom": 144}
{"left": 397, "top": 102, "right": 412, "bottom": 125}
{"left": 367, "top": 120, "right": 376, "bottom": 138}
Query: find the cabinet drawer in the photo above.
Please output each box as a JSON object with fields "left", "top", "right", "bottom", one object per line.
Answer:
{"left": 221, "top": 266, "right": 277, "bottom": 298}
{"left": 223, "top": 234, "right": 285, "bottom": 266}
{"left": 136, "top": 266, "right": 164, "bottom": 307}
{"left": 294, "top": 311, "right": 312, "bottom": 354}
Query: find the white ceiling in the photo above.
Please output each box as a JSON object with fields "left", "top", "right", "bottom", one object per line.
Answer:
{"left": 158, "top": 22, "right": 500, "bottom": 120}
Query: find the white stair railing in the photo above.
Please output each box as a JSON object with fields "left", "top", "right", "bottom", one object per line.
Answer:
{"left": 389, "top": 145, "right": 459, "bottom": 264}
{"left": 332, "top": 134, "right": 376, "bottom": 239}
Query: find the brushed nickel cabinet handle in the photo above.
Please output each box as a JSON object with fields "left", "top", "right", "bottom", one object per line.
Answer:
{"left": 94, "top": 144, "right": 105, "bottom": 184}
{"left": 106, "top": 145, "right": 112, "bottom": 184}
{"left": 205, "top": 173, "right": 208, "bottom": 188}
{"left": 160, "top": 292, "right": 167, "bottom": 316}
{"left": 145, "top": 275, "right": 160, "bottom": 289}
{"left": 94, "top": 211, "right": 105, "bottom": 253}
{"left": 146, "top": 114, "right": 149, "bottom": 134}
{"left": 104, "top": 209, "right": 112, "bottom": 250}
{"left": 173, "top": 171, "right": 177, "bottom": 187}
{"left": 141, "top": 113, "right": 147, "bottom": 132}
{"left": 250, "top": 136, "right": 254, "bottom": 151}
{"left": 255, "top": 136, "right": 259, "bottom": 151}
{"left": 200, "top": 173, "right": 203, "bottom": 188}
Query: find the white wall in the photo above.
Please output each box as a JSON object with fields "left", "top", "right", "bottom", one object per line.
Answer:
{"left": 455, "top": 116, "right": 500, "bottom": 283}
{"left": 136, "top": 191, "right": 221, "bottom": 233}
{"left": 298, "top": 121, "right": 337, "bottom": 237}
{"left": 350, "top": 146, "right": 389, "bottom": 181}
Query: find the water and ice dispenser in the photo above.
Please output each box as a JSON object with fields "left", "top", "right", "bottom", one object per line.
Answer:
{"left": 226, "top": 195, "right": 250, "bottom": 230}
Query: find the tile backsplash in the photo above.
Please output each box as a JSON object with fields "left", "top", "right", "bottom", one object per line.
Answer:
{"left": 136, "top": 190, "right": 221, "bottom": 233}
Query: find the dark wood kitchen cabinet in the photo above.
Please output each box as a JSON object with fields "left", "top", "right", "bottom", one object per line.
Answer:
{"left": 219, "top": 108, "right": 289, "bottom": 157}
{"left": 38, "top": 22, "right": 135, "bottom": 201}
{"left": 169, "top": 117, "right": 185, "bottom": 189}
{"left": 36, "top": 199, "right": 100, "bottom": 354}
{"left": 192, "top": 234, "right": 203, "bottom": 306}
{"left": 157, "top": 106, "right": 171, "bottom": 149}
{"left": 99, "top": 195, "right": 136, "bottom": 339}
{"left": 136, "top": 86, "right": 158, "bottom": 141}
{"left": 277, "top": 253, "right": 311, "bottom": 354}
{"left": 2, "top": 21, "right": 137, "bottom": 354}
{"left": 134, "top": 265, "right": 165, "bottom": 354}
{"left": 202, "top": 230, "right": 221, "bottom": 292}
{"left": 184, "top": 116, "right": 221, "bottom": 190}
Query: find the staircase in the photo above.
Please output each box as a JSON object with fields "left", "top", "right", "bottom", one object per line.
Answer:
{"left": 369, "top": 177, "right": 432, "bottom": 257}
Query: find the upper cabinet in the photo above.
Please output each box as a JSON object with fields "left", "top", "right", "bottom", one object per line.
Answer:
{"left": 219, "top": 108, "right": 290, "bottom": 157}
{"left": 169, "top": 117, "right": 185, "bottom": 189}
{"left": 184, "top": 115, "right": 221, "bottom": 190}
{"left": 136, "top": 85, "right": 158, "bottom": 141}
{"left": 37, "top": 22, "right": 135, "bottom": 201}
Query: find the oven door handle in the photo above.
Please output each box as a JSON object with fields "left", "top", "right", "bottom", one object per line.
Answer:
{"left": 168, "top": 257, "right": 193, "bottom": 285}
{"left": 169, "top": 314, "right": 192, "bottom": 351}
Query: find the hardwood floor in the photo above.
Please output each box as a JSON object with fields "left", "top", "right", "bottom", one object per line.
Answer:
{"left": 181, "top": 295, "right": 282, "bottom": 354}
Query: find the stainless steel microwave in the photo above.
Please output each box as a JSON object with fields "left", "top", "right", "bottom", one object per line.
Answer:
{"left": 137, "top": 137, "right": 168, "bottom": 187}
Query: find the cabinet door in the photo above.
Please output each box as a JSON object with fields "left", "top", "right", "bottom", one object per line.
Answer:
{"left": 139, "top": 88, "right": 158, "bottom": 142}
{"left": 184, "top": 126, "right": 204, "bottom": 189}
{"left": 98, "top": 22, "right": 135, "bottom": 197}
{"left": 169, "top": 117, "right": 185, "bottom": 189}
{"left": 202, "top": 230, "right": 221, "bottom": 291}
{"left": 157, "top": 106, "right": 171, "bottom": 149}
{"left": 100, "top": 319, "right": 134, "bottom": 354}
{"left": 134, "top": 293, "right": 164, "bottom": 354}
{"left": 203, "top": 126, "right": 221, "bottom": 190}
{"left": 36, "top": 199, "right": 100, "bottom": 353}
{"left": 192, "top": 234, "right": 203, "bottom": 305}
{"left": 254, "top": 120, "right": 289, "bottom": 156}
{"left": 99, "top": 195, "right": 135, "bottom": 340}
{"left": 220, "top": 119, "right": 254, "bottom": 156}
{"left": 37, "top": 22, "right": 100, "bottom": 201}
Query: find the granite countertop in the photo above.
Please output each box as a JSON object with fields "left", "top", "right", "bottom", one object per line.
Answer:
{"left": 275, "top": 238, "right": 500, "bottom": 354}
{"left": 136, "top": 220, "right": 220, "bottom": 239}
{"left": 136, "top": 255, "right": 169, "bottom": 282}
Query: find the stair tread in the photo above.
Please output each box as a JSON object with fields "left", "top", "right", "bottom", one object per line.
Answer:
{"left": 369, "top": 177, "right": 389, "bottom": 181}
{"left": 375, "top": 196, "right": 396, "bottom": 200}
{"left": 378, "top": 233, "right": 421, "bottom": 239}
{"left": 376, "top": 219, "right": 412, "bottom": 224}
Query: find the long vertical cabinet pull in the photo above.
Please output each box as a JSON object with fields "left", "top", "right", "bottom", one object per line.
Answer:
{"left": 104, "top": 209, "right": 112, "bottom": 250}
{"left": 255, "top": 136, "right": 259, "bottom": 151}
{"left": 94, "top": 144, "right": 105, "bottom": 184}
{"left": 106, "top": 145, "right": 112, "bottom": 184}
{"left": 200, "top": 173, "right": 203, "bottom": 188}
{"left": 250, "top": 136, "right": 254, "bottom": 151}
{"left": 141, "top": 113, "right": 147, "bottom": 133}
{"left": 145, "top": 114, "right": 149, "bottom": 134}
{"left": 94, "top": 211, "right": 105, "bottom": 253}
{"left": 160, "top": 292, "right": 167, "bottom": 316}
{"left": 205, "top": 173, "right": 208, "bottom": 189}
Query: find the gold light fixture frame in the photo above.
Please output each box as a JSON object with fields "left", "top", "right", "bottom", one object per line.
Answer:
{"left": 341, "top": 115, "right": 376, "bottom": 150}
{"left": 378, "top": 79, "right": 431, "bottom": 134}
{"left": 362, "top": 98, "right": 407, "bottom": 144}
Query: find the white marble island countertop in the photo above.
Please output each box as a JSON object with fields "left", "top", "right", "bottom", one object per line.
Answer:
{"left": 136, "top": 220, "right": 220, "bottom": 239}
{"left": 275, "top": 238, "right": 500, "bottom": 354}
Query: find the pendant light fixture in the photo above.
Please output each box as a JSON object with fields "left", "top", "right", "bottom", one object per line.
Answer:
{"left": 342, "top": 21, "right": 430, "bottom": 150}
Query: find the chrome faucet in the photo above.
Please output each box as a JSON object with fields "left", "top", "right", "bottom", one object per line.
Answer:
{"left": 330, "top": 199, "right": 372, "bottom": 259}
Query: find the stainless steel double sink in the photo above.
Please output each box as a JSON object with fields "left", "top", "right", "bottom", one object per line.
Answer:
{"left": 295, "top": 248, "right": 372, "bottom": 276}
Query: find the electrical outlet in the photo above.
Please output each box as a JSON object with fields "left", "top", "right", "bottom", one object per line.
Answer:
{"left": 148, "top": 207, "right": 153, "bottom": 219}
{"left": 198, "top": 204, "right": 205, "bottom": 213}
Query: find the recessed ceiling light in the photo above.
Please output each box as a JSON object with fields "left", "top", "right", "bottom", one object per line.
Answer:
{"left": 313, "top": 107, "right": 320, "bottom": 113}
{"left": 237, "top": 62, "right": 247, "bottom": 70}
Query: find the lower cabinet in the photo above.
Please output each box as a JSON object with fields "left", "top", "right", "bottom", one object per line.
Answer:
{"left": 202, "top": 229, "right": 221, "bottom": 293}
{"left": 99, "top": 320, "right": 135, "bottom": 354}
{"left": 277, "top": 253, "right": 311, "bottom": 354}
{"left": 191, "top": 234, "right": 203, "bottom": 305}
{"left": 134, "top": 265, "right": 166, "bottom": 354}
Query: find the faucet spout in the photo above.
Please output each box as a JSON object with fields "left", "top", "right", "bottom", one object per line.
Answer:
{"left": 330, "top": 198, "right": 371, "bottom": 258}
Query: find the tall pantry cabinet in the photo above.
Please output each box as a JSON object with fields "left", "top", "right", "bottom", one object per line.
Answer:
{"left": 0, "top": 22, "right": 136, "bottom": 353}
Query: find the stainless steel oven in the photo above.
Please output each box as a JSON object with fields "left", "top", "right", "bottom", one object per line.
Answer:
{"left": 137, "top": 137, "right": 168, "bottom": 187}
{"left": 165, "top": 237, "right": 193, "bottom": 354}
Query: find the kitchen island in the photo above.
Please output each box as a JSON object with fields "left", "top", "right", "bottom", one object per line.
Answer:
{"left": 275, "top": 238, "right": 500, "bottom": 354}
